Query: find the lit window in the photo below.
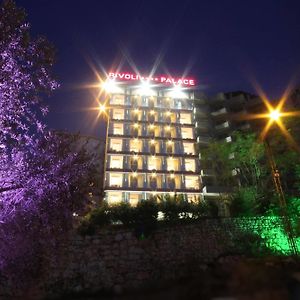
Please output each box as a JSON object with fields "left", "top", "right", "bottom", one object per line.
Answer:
{"left": 181, "top": 127, "right": 193, "bottom": 139}
{"left": 113, "top": 123, "right": 123, "bottom": 135}
{"left": 130, "top": 139, "right": 141, "bottom": 152}
{"left": 148, "top": 156, "right": 157, "bottom": 170}
{"left": 185, "top": 176, "right": 199, "bottom": 189}
{"left": 110, "top": 94, "right": 125, "bottom": 105}
{"left": 107, "top": 191, "right": 122, "bottom": 205}
{"left": 110, "top": 155, "right": 123, "bottom": 169}
{"left": 183, "top": 142, "right": 194, "bottom": 154}
{"left": 185, "top": 159, "right": 196, "bottom": 172}
{"left": 180, "top": 113, "right": 192, "bottom": 124}
{"left": 109, "top": 173, "right": 123, "bottom": 187}
{"left": 110, "top": 138, "right": 122, "bottom": 152}
{"left": 167, "top": 157, "right": 178, "bottom": 171}
{"left": 129, "top": 193, "right": 140, "bottom": 207}
{"left": 112, "top": 108, "right": 124, "bottom": 120}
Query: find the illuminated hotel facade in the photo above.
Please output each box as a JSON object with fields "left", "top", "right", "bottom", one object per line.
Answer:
{"left": 103, "top": 72, "right": 202, "bottom": 205}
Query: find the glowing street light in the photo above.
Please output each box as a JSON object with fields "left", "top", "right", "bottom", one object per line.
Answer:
{"left": 102, "top": 79, "right": 116, "bottom": 93}
{"left": 99, "top": 104, "right": 106, "bottom": 113}
{"left": 242, "top": 87, "right": 300, "bottom": 255}
{"left": 269, "top": 109, "right": 281, "bottom": 121}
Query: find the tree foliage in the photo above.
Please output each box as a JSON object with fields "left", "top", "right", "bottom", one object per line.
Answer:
{"left": 0, "top": 0, "right": 93, "bottom": 292}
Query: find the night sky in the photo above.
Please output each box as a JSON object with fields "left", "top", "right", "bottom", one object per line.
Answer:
{"left": 16, "top": 0, "right": 300, "bottom": 138}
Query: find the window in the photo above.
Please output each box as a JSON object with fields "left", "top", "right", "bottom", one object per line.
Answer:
{"left": 129, "top": 193, "right": 140, "bottom": 207}
{"left": 107, "top": 191, "right": 122, "bottom": 205}
{"left": 167, "top": 157, "right": 179, "bottom": 171}
{"left": 109, "top": 173, "right": 123, "bottom": 187}
{"left": 112, "top": 108, "right": 124, "bottom": 120}
{"left": 130, "top": 139, "right": 142, "bottom": 152}
{"left": 110, "top": 155, "right": 123, "bottom": 169}
{"left": 183, "top": 142, "right": 194, "bottom": 154}
{"left": 180, "top": 113, "right": 192, "bottom": 124}
{"left": 181, "top": 127, "right": 193, "bottom": 139}
{"left": 110, "top": 94, "right": 125, "bottom": 105}
{"left": 185, "top": 176, "right": 199, "bottom": 189}
{"left": 148, "top": 156, "right": 158, "bottom": 170}
{"left": 113, "top": 123, "right": 123, "bottom": 135}
{"left": 110, "top": 138, "right": 122, "bottom": 152}
{"left": 185, "top": 159, "right": 196, "bottom": 172}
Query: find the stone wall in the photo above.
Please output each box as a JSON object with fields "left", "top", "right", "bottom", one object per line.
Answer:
{"left": 42, "top": 217, "right": 290, "bottom": 298}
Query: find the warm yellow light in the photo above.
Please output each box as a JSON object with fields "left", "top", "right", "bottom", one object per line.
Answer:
{"left": 168, "top": 140, "right": 173, "bottom": 145}
{"left": 150, "top": 110, "right": 155, "bottom": 115}
{"left": 151, "top": 172, "right": 156, "bottom": 178}
{"left": 132, "top": 172, "right": 137, "bottom": 177}
{"left": 166, "top": 111, "right": 171, "bottom": 116}
{"left": 269, "top": 109, "right": 281, "bottom": 121}
{"left": 134, "top": 123, "right": 139, "bottom": 128}
{"left": 134, "top": 108, "right": 139, "bottom": 114}
{"left": 150, "top": 124, "right": 155, "bottom": 129}
{"left": 133, "top": 154, "right": 138, "bottom": 160}
{"left": 99, "top": 104, "right": 106, "bottom": 112}
{"left": 150, "top": 139, "right": 155, "bottom": 144}
{"left": 170, "top": 174, "right": 175, "bottom": 179}
{"left": 134, "top": 138, "right": 138, "bottom": 142}
{"left": 165, "top": 125, "right": 171, "bottom": 131}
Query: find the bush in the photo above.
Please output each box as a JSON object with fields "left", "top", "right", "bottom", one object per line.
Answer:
{"left": 133, "top": 199, "right": 159, "bottom": 238}
{"left": 159, "top": 195, "right": 194, "bottom": 223}
{"left": 190, "top": 199, "right": 211, "bottom": 218}
{"left": 77, "top": 204, "right": 111, "bottom": 235}
{"left": 110, "top": 202, "right": 136, "bottom": 226}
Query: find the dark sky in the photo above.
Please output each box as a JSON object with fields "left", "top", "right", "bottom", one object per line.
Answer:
{"left": 16, "top": 0, "right": 300, "bottom": 138}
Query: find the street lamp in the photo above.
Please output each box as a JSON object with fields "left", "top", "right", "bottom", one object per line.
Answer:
{"left": 264, "top": 108, "right": 298, "bottom": 256}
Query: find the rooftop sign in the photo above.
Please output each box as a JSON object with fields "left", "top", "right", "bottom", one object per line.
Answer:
{"left": 108, "top": 72, "right": 195, "bottom": 86}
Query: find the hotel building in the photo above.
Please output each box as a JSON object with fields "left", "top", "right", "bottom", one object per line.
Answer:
{"left": 103, "top": 74, "right": 202, "bottom": 206}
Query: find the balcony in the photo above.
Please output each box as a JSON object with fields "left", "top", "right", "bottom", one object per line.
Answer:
{"left": 211, "top": 107, "right": 227, "bottom": 117}
{"left": 215, "top": 121, "right": 230, "bottom": 130}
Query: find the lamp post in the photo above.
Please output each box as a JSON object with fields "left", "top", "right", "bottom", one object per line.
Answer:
{"left": 265, "top": 109, "right": 298, "bottom": 256}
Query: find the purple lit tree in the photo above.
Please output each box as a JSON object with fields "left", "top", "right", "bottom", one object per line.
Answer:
{"left": 0, "top": 0, "right": 93, "bottom": 292}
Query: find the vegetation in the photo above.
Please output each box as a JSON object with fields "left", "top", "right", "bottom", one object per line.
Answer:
{"left": 0, "top": 0, "right": 96, "bottom": 291}
{"left": 77, "top": 196, "right": 219, "bottom": 236}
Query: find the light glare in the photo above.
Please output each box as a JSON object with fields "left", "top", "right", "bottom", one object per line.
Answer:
{"left": 269, "top": 110, "right": 281, "bottom": 121}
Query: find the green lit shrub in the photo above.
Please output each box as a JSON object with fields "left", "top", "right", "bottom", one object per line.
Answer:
{"left": 231, "top": 230, "right": 273, "bottom": 257}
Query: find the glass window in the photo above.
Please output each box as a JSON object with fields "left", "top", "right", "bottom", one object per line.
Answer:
{"left": 112, "top": 108, "right": 124, "bottom": 120}
{"left": 129, "top": 193, "right": 140, "bottom": 207}
{"left": 130, "top": 139, "right": 142, "bottom": 152}
{"left": 183, "top": 142, "right": 194, "bottom": 154}
{"left": 185, "top": 159, "right": 196, "bottom": 172}
{"left": 185, "top": 175, "right": 199, "bottom": 189}
{"left": 113, "top": 123, "right": 123, "bottom": 135}
{"left": 167, "top": 157, "right": 179, "bottom": 171}
{"left": 107, "top": 191, "right": 122, "bottom": 205}
{"left": 109, "top": 173, "right": 123, "bottom": 187}
{"left": 110, "top": 138, "right": 122, "bottom": 152}
{"left": 181, "top": 127, "right": 193, "bottom": 139}
{"left": 110, "top": 94, "right": 125, "bottom": 105}
{"left": 110, "top": 155, "right": 123, "bottom": 169}
{"left": 180, "top": 113, "right": 192, "bottom": 124}
{"left": 148, "top": 156, "right": 160, "bottom": 170}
